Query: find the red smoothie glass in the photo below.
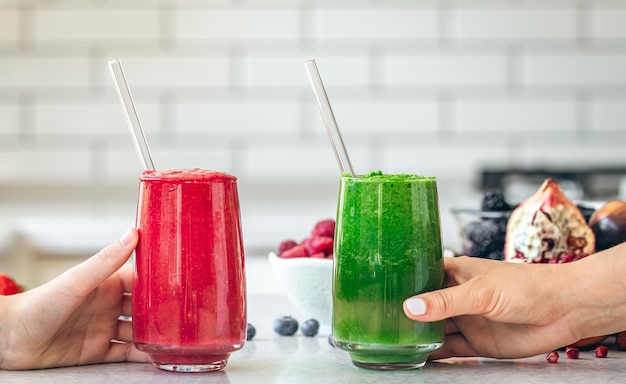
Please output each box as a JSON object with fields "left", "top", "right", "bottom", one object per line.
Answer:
{"left": 133, "top": 168, "right": 246, "bottom": 372}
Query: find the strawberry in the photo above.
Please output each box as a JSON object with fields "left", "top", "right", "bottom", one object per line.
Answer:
{"left": 311, "top": 219, "right": 335, "bottom": 238}
{"left": 0, "top": 273, "right": 23, "bottom": 295}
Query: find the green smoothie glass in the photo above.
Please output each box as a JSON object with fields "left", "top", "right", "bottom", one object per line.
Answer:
{"left": 332, "top": 171, "right": 445, "bottom": 370}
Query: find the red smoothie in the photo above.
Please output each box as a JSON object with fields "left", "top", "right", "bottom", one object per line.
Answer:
{"left": 132, "top": 168, "right": 246, "bottom": 372}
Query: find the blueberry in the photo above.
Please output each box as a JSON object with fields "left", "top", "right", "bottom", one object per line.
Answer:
{"left": 273, "top": 316, "right": 298, "bottom": 336}
{"left": 481, "top": 190, "right": 511, "bottom": 211}
{"left": 301, "top": 319, "right": 319, "bottom": 337}
{"left": 246, "top": 323, "right": 256, "bottom": 341}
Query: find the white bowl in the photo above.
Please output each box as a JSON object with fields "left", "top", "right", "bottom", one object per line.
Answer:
{"left": 267, "top": 252, "right": 333, "bottom": 331}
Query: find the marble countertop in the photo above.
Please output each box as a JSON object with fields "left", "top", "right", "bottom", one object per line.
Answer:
{"left": 3, "top": 338, "right": 626, "bottom": 384}
{"left": 3, "top": 295, "right": 626, "bottom": 384}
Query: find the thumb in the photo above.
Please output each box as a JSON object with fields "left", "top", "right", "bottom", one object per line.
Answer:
{"left": 403, "top": 283, "right": 486, "bottom": 322}
{"left": 52, "top": 228, "right": 138, "bottom": 296}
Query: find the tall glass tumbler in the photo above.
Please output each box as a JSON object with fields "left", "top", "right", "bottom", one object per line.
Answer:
{"left": 332, "top": 172, "right": 445, "bottom": 370}
{"left": 133, "top": 168, "right": 246, "bottom": 372}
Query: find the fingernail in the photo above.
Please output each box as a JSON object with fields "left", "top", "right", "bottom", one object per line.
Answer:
{"left": 119, "top": 229, "right": 134, "bottom": 245}
{"left": 405, "top": 298, "right": 426, "bottom": 316}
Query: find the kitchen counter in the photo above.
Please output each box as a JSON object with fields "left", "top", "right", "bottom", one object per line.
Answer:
{"left": 3, "top": 295, "right": 626, "bottom": 384}
{"left": 2, "top": 340, "right": 625, "bottom": 383}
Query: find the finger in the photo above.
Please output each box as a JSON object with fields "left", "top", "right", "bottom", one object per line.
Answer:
{"left": 121, "top": 294, "right": 132, "bottom": 318}
{"left": 443, "top": 256, "right": 496, "bottom": 286}
{"left": 404, "top": 280, "right": 492, "bottom": 322}
{"left": 117, "top": 264, "right": 134, "bottom": 293}
{"left": 445, "top": 319, "right": 459, "bottom": 334}
{"left": 114, "top": 318, "right": 134, "bottom": 343}
{"left": 428, "top": 333, "right": 479, "bottom": 360}
{"left": 102, "top": 342, "right": 152, "bottom": 364}
{"left": 53, "top": 229, "right": 138, "bottom": 297}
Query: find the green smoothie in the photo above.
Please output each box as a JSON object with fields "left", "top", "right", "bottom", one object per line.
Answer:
{"left": 332, "top": 171, "right": 444, "bottom": 370}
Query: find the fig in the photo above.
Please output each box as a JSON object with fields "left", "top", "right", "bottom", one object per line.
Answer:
{"left": 504, "top": 179, "right": 595, "bottom": 263}
{"left": 589, "top": 200, "right": 626, "bottom": 251}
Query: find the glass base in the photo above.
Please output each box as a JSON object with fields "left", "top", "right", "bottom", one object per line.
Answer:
{"left": 155, "top": 361, "right": 227, "bottom": 372}
{"left": 136, "top": 342, "right": 241, "bottom": 373}
{"left": 335, "top": 340, "right": 442, "bottom": 371}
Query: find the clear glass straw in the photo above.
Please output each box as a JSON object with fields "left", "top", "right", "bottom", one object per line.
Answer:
{"left": 108, "top": 59, "right": 156, "bottom": 171}
{"left": 305, "top": 59, "right": 355, "bottom": 176}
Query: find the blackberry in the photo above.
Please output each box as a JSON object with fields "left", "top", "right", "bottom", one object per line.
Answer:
{"left": 481, "top": 190, "right": 511, "bottom": 212}
{"left": 273, "top": 316, "right": 298, "bottom": 336}
{"left": 485, "top": 249, "right": 504, "bottom": 260}
{"left": 246, "top": 323, "right": 256, "bottom": 341}
{"left": 301, "top": 319, "right": 319, "bottom": 337}
{"left": 463, "top": 220, "right": 501, "bottom": 256}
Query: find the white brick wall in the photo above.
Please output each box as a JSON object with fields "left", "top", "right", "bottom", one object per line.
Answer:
{"left": 1, "top": 0, "right": 626, "bottom": 254}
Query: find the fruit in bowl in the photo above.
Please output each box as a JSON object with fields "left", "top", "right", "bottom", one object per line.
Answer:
{"left": 504, "top": 178, "right": 595, "bottom": 263}
{"left": 452, "top": 191, "right": 512, "bottom": 260}
{"left": 269, "top": 219, "right": 335, "bottom": 331}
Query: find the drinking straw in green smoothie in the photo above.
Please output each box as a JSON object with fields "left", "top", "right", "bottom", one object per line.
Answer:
{"left": 305, "top": 59, "right": 355, "bottom": 176}
{"left": 108, "top": 59, "right": 156, "bottom": 171}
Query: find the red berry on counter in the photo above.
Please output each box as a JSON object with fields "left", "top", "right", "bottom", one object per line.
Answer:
{"left": 0, "top": 273, "right": 23, "bottom": 296}
{"left": 616, "top": 331, "right": 626, "bottom": 350}
{"left": 595, "top": 345, "right": 608, "bottom": 358}
{"left": 278, "top": 240, "right": 298, "bottom": 255}
{"left": 280, "top": 244, "right": 309, "bottom": 258}
{"left": 546, "top": 350, "right": 559, "bottom": 363}
{"left": 565, "top": 346, "right": 580, "bottom": 359}
{"left": 311, "top": 219, "right": 335, "bottom": 237}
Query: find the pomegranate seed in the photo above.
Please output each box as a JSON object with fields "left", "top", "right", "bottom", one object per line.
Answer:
{"left": 546, "top": 350, "right": 559, "bottom": 363}
{"left": 595, "top": 345, "right": 608, "bottom": 358}
{"left": 559, "top": 252, "right": 574, "bottom": 263}
{"left": 565, "top": 346, "right": 580, "bottom": 359}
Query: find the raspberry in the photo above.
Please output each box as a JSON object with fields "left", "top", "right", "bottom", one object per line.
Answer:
{"left": 278, "top": 240, "right": 298, "bottom": 255}
{"left": 616, "top": 331, "right": 626, "bottom": 350}
{"left": 280, "top": 244, "right": 309, "bottom": 258}
{"left": 546, "top": 350, "right": 559, "bottom": 363}
{"left": 311, "top": 219, "right": 335, "bottom": 237}
{"left": 595, "top": 345, "right": 608, "bottom": 358}
{"left": 304, "top": 236, "right": 334, "bottom": 256}
{"left": 565, "top": 346, "right": 580, "bottom": 359}
{"left": 0, "top": 274, "right": 22, "bottom": 295}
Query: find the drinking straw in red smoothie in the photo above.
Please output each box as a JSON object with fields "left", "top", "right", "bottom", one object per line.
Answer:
{"left": 133, "top": 168, "right": 246, "bottom": 372}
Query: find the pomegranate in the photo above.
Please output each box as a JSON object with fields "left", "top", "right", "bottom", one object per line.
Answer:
{"left": 504, "top": 178, "right": 595, "bottom": 263}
